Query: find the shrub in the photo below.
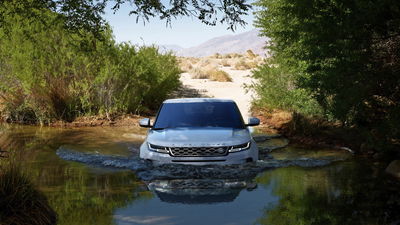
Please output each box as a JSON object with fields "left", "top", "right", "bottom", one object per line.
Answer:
{"left": 221, "top": 59, "right": 231, "bottom": 67}
{"left": 246, "top": 50, "right": 257, "bottom": 59}
{"left": 189, "top": 66, "right": 232, "bottom": 82}
{"left": 189, "top": 67, "right": 210, "bottom": 79}
{"left": 234, "top": 59, "right": 257, "bottom": 70}
{"left": 179, "top": 58, "right": 193, "bottom": 72}
{"left": 208, "top": 69, "right": 232, "bottom": 82}
{"left": 0, "top": 5, "right": 181, "bottom": 123}
{"left": 251, "top": 59, "right": 323, "bottom": 116}
{"left": 255, "top": 0, "right": 400, "bottom": 148}
{"left": 212, "top": 53, "right": 222, "bottom": 59}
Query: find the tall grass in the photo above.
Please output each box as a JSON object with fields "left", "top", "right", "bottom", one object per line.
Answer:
{"left": 0, "top": 164, "right": 57, "bottom": 225}
{"left": 0, "top": 4, "right": 181, "bottom": 124}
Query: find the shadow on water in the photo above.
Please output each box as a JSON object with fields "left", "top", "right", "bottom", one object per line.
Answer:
{"left": 0, "top": 163, "right": 57, "bottom": 225}
{"left": 1, "top": 124, "right": 400, "bottom": 225}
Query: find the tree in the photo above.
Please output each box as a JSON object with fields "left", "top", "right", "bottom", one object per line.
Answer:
{"left": 254, "top": 0, "right": 400, "bottom": 147}
{"left": 0, "top": 0, "right": 252, "bottom": 34}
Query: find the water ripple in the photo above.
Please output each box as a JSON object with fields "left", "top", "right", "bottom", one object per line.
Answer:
{"left": 56, "top": 147, "right": 345, "bottom": 181}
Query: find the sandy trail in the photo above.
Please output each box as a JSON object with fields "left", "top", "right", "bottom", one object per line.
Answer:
{"left": 178, "top": 67, "right": 256, "bottom": 121}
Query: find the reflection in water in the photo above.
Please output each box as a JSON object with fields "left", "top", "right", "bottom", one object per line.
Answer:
{"left": 1, "top": 124, "right": 400, "bottom": 225}
{"left": 0, "top": 125, "right": 152, "bottom": 225}
{"left": 147, "top": 178, "right": 256, "bottom": 204}
{"left": 0, "top": 164, "right": 57, "bottom": 225}
{"left": 257, "top": 163, "right": 400, "bottom": 225}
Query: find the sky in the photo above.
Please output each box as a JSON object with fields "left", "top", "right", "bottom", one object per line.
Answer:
{"left": 103, "top": 4, "right": 256, "bottom": 48}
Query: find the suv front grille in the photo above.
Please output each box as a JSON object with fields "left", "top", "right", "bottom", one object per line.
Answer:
{"left": 169, "top": 146, "right": 229, "bottom": 157}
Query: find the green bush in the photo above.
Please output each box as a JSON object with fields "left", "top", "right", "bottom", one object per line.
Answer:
{"left": 253, "top": 0, "right": 400, "bottom": 148}
{"left": 251, "top": 58, "right": 323, "bottom": 116}
{"left": 0, "top": 3, "right": 181, "bottom": 124}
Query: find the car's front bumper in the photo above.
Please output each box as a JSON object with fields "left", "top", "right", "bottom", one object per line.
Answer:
{"left": 139, "top": 141, "right": 258, "bottom": 165}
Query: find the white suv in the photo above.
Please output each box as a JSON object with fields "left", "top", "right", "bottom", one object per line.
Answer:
{"left": 139, "top": 98, "right": 259, "bottom": 165}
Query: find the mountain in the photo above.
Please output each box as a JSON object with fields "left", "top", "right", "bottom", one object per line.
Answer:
{"left": 158, "top": 44, "right": 184, "bottom": 53}
{"left": 165, "top": 29, "right": 268, "bottom": 57}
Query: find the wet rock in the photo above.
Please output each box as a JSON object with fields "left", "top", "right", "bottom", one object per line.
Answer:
{"left": 262, "top": 155, "right": 274, "bottom": 160}
{"left": 386, "top": 160, "right": 400, "bottom": 178}
{"left": 253, "top": 134, "right": 282, "bottom": 143}
{"left": 253, "top": 135, "right": 270, "bottom": 142}
{"left": 259, "top": 146, "right": 272, "bottom": 153}
{"left": 257, "top": 138, "right": 289, "bottom": 153}
{"left": 246, "top": 183, "right": 257, "bottom": 191}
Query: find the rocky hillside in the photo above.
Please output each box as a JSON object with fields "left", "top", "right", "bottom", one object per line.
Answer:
{"left": 161, "top": 29, "right": 269, "bottom": 57}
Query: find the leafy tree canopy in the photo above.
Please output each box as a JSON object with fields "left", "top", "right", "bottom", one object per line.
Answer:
{"left": 254, "top": 0, "right": 400, "bottom": 146}
{"left": 0, "top": 0, "right": 252, "bottom": 34}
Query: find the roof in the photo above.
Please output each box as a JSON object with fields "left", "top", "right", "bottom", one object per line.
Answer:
{"left": 163, "top": 98, "right": 235, "bottom": 104}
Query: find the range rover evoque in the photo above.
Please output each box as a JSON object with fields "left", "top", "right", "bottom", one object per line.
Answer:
{"left": 139, "top": 98, "right": 260, "bottom": 165}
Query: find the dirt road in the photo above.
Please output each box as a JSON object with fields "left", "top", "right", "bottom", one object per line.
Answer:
{"left": 179, "top": 67, "right": 256, "bottom": 121}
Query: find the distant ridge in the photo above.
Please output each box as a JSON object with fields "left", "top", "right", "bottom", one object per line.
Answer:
{"left": 160, "top": 29, "right": 269, "bottom": 57}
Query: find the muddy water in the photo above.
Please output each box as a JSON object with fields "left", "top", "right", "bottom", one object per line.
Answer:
{"left": 0, "top": 124, "right": 399, "bottom": 225}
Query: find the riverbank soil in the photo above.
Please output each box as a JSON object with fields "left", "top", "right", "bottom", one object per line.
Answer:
{"left": 49, "top": 114, "right": 144, "bottom": 128}
{"left": 252, "top": 106, "right": 400, "bottom": 160}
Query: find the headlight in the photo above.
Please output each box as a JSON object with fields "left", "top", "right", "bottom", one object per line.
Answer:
{"left": 148, "top": 143, "right": 169, "bottom": 154}
{"left": 229, "top": 142, "right": 251, "bottom": 153}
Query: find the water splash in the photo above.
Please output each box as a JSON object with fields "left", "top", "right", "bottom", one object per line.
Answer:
{"left": 56, "top": 147, "right": 345, "bottom": 181}
{"left": 56, "top": 147, "right": 149, "bottom": 171}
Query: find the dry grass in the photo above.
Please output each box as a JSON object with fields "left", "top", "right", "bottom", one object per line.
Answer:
{"left": 189, "top": 65, "right": 232, "bottom": 82}
{"left": 179, "top": 59, "right": 193, "bottom": 72}
{"left": 246, "top": 50, "right": 257, "bottom": 59}
{"left": 222, "top": 53, "right": 242, "bottom": 59}
{"left": 178, "top": 57, "right": 203, "bottom": 72}
{"left": 234, "top": 59, "right": 258, "bottom": 70}
{"left": 190, "top": 67, "right": 209, "bottom": 79}
{"left": 220, "top": 59, "right": 231, "bottom": 67}
{"left": 180, "top": 52, "right": 265, "bottom": 72}
{"left": 208, "top": 69, "right": 232, "bottom": 82}
{"left": 211, "top": 53, "right": 222, "bottom": 59}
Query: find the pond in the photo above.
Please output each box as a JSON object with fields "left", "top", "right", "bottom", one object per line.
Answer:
{"left": 0, "top": 124, "right": 399, "bottom": 225}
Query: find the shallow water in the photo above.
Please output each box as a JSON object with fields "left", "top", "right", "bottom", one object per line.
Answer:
{"left": 1, "top": 124, "right": 399, "bottom": 225}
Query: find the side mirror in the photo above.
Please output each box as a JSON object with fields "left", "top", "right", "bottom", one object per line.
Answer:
{"left": 246, "top": 117, "right": 260, "bottom": 126}
{"left": 139, "top": 118, "right": 152, "bottom": 128}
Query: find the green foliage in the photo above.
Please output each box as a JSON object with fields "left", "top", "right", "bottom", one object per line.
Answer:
{"left": 254, "top": 0, "right": 400, "bottom": 146}
{"left": 0, "top": 4, "right": 181, "bottom": 123}
{"left": 0, "top": 0, "right": 251, "bottom": 33}
{"left": 256, "top": 162, "right": 400, "bottom": 225}
{"left": 251, "top": 58, "right": 323, "bottom": 116}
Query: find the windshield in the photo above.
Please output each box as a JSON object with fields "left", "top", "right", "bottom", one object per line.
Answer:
{"left": 153, "top": 102, "right": 245, "bottom": 129}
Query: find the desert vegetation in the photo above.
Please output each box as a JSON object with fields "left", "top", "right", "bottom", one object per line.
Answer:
{"left": 0, "top": 1, "right": 181, "bottom": 124}
{"left": 178, "top": 50, "right": 263, "bottom": 82}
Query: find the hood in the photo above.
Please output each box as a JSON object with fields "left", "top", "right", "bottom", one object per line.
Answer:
{"left": 146, "top": 127, "right": 251, "bottom": 147}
